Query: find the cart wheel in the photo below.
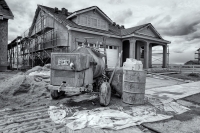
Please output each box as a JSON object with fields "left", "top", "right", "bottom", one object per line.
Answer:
{"left": 99, "top": 82, "right": 111, "bottom": 106}
{"left": 51, "top": 90, "right": 65, "bottom": 99}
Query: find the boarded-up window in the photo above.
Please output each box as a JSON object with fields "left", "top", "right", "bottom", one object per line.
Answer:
{"left": 101, "top": 20, "right": 106, "bottom": 29}
{"left": 91, "top": 18, "right": 97, "bottom": 28}
{"left": 43, "top": 18, "right": 46, "bottom": 26}
{"left": 78, "top": 15, "right": 107, "bottom": 30}
{"left": 80, "top": 16, "right": 87, "bottom": 26}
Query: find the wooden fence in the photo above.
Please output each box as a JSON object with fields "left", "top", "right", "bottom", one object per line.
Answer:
{"left": 169, "top": 65, "right": 200, "bottom": 73}
{"left": 151, "top": 64, "right": 200, "bottom": 73}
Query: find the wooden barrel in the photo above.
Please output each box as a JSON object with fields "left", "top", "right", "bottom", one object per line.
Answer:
{"left": 122, "top": 70, "right": 146, "bottom": 104}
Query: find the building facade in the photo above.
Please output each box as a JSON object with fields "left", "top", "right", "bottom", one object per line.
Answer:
{"left": 0, "top": 0, "right": 13, "bottom": 71}
{"left": 8, "top": 5, "right": 170, "bottom": 69}
{"left": 195, "top": 48, "right": 200, "bottom": 64}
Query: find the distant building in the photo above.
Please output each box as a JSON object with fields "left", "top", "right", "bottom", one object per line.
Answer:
{"left": 195, "top": 48, "right": 200, "bottom": 64}
{"left": 185, "top": 60, "right": 199, "bottom": 65}
{"left": 8, "top": 5, "right": 170, "bottom": 69}
{"left": 0, "top": 0, "right": 13, "bottom": 71}
{"left": 185, "top": 48, "right": 200, "bottom": 65}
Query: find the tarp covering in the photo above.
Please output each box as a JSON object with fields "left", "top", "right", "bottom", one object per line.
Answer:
{"left": 48, "top": 106, "right": 174, "bottom": 131}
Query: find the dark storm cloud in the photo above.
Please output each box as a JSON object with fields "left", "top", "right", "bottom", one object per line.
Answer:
{"left": 113, "top": 9, "right": 133, "bottom": 24}
{"left": 138, "top": 11, "right": 200, "bottom": 38}
{"left": 185, "top": 30, "right": 200, "bottom": 41}
{"left": 158, "top": 13, "right": 200, "bottom": 36}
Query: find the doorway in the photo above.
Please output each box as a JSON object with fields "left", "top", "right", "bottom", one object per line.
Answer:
{"left": 122, "top": 40, "right": 130, "bottom": 63}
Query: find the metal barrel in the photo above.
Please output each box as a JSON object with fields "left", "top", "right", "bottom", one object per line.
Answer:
{"left": 122, "top": 70, "right": 146, "bottom": 104}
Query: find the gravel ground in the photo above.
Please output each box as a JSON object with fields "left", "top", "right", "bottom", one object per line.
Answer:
{"left": 166, "top": 73, "right": 200, "bottom": 81}
{"left": 143, "top": 93, "right": 200, "bottom": 133}
{"left": 1, "top": 68, "right": 199, "bottom": 133}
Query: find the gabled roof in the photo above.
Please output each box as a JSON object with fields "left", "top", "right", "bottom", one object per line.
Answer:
{"left": 36, "top": 5, "right": 121, "bottom": 36}
{"left": 121, "top": 23, "right": 163, "bottom": 39}
{"left": 67, "top": 6, "right": 113, "bottom": 24}
{"left": 121, "top": 23, "right": 149, "bottom": 36}
{"left": 0, "top": 0, "right": 14, "bottom": 19}
{"left": 28, "top": 5, "right": 169, "bottom": 43}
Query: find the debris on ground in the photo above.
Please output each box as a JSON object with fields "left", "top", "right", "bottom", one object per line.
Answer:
{"left": 48, "top": 104, "right": 174, "bottom": 131}
{"left": 1, "top": 64, "right": 200, "bottom": 132}
{"left": 0, "top": 65, "right": 51, "bottom": 109}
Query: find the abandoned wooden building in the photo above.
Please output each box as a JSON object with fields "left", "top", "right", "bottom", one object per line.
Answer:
{"left": 8, "top": 5, "right": 170, "bottom": 69}
{"left": 0, "top": 0, "right": 13, "bottom": 71}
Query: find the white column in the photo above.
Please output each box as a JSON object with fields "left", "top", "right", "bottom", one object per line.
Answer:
{"left": 144, "top": 42, "right": 149, "bottom": 69}
{"left": 149, "top": 43, "right": 152, "bottom": 68}
{"left": 136, "top": 42, "right": 140, "bottom": 60}
{"left": 129, "top": 39, "right": 136, "bottom": 59}
{"left": 163, "top": 45, "right": 167, "bottom": 68}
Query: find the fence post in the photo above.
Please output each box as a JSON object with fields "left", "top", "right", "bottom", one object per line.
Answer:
{"left": 193, "top": 65, "right": 194, "bottom": 73}
{"left": 179, "top": 65, "right": 182, "bottom": 73}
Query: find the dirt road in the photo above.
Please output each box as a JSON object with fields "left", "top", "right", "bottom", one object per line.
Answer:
{"left": 1, "top": 69, "right": 200, "bottom": 133}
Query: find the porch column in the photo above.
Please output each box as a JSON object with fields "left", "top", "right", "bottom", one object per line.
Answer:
{"left": 144, "top": 42, "right": 149, "bottom": 69}
{"left": 136, "top": 42, "right": 140, "bottom": 60}
{"left": 163, "top": 45, "right": 167, "bottom": 68}
{"left": 129, "top": 39, "right": 136, "bottom": 59}
{"left": 149, "top": 43, "right": 152, "bottom": 68}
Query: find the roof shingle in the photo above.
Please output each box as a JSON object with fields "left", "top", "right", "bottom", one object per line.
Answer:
{"left": 121, "top": 23, "right": 150, "bottom": 36}
{"left": 0, "top": 0, "right": 13, "bottom": 19}
{"left": 39, "top": 5, "right": 121, "bottom": 36}
{"left": 33, "top": 5, "right": 166, "bottom": 41}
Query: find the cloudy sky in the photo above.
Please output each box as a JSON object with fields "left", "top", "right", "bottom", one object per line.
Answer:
{"left": 6, "top": 0, "right": 200, "bottom": 64}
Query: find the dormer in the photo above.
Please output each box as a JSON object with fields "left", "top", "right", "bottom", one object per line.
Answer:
{"left": 67, "top": 6, "right": 112, "bottom": 31}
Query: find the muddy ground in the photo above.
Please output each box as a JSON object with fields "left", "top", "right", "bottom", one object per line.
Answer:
{"left": 143, "top": 93, "right": 200, "bottom": 133}
{"left": 1, "top": 68, "right": 200, "bottom": 133}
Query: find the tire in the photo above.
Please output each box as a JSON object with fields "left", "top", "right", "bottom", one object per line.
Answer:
{"left": 51, "top": 90, "right": 65, "bottom": 99}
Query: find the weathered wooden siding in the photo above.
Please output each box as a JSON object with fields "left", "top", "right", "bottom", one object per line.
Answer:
{"left": 76, "top": 10, "right": 109, "bottom": 31}
{"left": 0, "top": 19, "right": 8, "bottom": 71}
